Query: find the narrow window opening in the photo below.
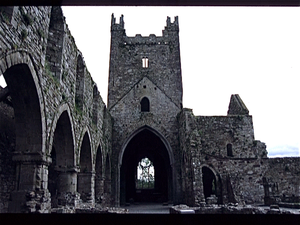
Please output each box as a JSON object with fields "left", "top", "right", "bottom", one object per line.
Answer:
{"left": 136, "top": 158, "right": 155, "bottom": 189}
{"left": 142, "top": 57, "right": 149, "bottom": 68}
{"left": 227, "top": 143, "right": 233, "bottom": 157}
{"left": 140, "top": 97, "right": 150, "bottom": 112}
{"left": 0, "top": 75, "right": 7, "bottom": 88}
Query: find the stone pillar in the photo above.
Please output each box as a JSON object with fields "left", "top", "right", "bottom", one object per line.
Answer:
{"left": 95, "top": 177, "right": 104, "bottom": 204}
{"left": 8, "top": 153, "right": 52, "bottom": 213}
{"left": 55, "top": 167, "right": 80, "bottom": 208}
{"left": 77, "top": 172, "right": 95, "bottom": 205}
{"left": 192, "top": 159, "right": 205, "bottom": 206}
{"left": 103, "top": 178, "right": 112, "bottom": 207}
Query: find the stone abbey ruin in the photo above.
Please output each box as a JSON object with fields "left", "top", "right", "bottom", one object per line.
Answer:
{"left": 0, "top": 6, "right": 299, "bottom": 213}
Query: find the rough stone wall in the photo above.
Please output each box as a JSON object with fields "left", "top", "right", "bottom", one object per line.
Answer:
{"left": 0, "top": 6, "right": 299, "bottom": 213}
{"left": 263, "top": 157, "right": 300, "bottom": 205}
{"left": 0, "top": 6, "right": 111, "bottom": 212}
{"left": 178, "top": 102, "right": 300, "bottom": 208}
{"left": 108, "top": 15, "right": 182, "bottom": 110}
{"left": 178, "top": 104, "right": 269, "bottom": 206}
{"left": 0, "top": 98, "right": 15, "bottom": 213}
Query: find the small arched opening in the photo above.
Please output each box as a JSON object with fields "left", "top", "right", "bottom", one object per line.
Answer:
{"left": 227, "top": 143, "right": 233, "bottom": 157}
{"left": 140, "top": 97, "right": 150, "bottom": 112}
{"left": 202, "top": 166, "right": 222, "bottom": 204}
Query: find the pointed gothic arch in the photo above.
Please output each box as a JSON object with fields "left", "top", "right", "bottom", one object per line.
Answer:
{"left": 118, "top": 126, "right": 175, "bottom": 205}
{"left": 0, "top": 51, "right": 46, "bottom": 154}
{"left": 77, "top": 131, "right": 93, "bottom": 203}
{"left": 201, "top": 165, "right": 223, "bottom": 204}
{"left": 95, "top": 145, "right": 103, "bottom": 203}
{"left": 48, "top": 106, "right": 76, "bottom": 207}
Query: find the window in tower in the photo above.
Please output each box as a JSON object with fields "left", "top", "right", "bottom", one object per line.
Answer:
{"left": 142, "top": 57, "right": 149, "bottom": 68}
{"left": 227, "top": 143, "right": 233, "bottom": 157}
{"left": 140, "top": 97, "right": 150, "bottom": 112}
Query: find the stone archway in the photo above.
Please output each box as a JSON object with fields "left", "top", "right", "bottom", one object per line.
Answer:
{"left": 2, "top": 62, "right": 45, "bottom": 155}
{"left": 95, "top": 145, "right": 103, "bottom": 204}
{"left": 202, "top": 166, "right": 223, "bottom": 204}
{"left": 48, "top": 110, "right": 77, "bottom": 208}
{"left": 119, "top": 127, "right": 174, "bottom": 206}
{"left": 1, "top": 55, "right": 48, "bottom": 212}
{"left": 77, "top": 131, "right": 94, "bottom": 204}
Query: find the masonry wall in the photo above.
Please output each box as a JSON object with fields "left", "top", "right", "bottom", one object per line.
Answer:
{"left": 263, "top": 157, "right": 300, "bottom": 205}
{"left": 108, "top": 15, "right": 183, "bottom": 206}
{"left": 0, "top": 99, "right": 15, "bottom": 212}
{"left": 178, "top": 107, "right": 269, "bottom": 206}
{"left": 0, "top": 6, "right": 111, "bottom": 212}
{"left": 108, "top": 15, "right": 182, "bottom": 110}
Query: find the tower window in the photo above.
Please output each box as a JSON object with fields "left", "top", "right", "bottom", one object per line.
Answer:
{"left": 142, "top": 57, "right": 149, "bottom": 68}
{"left": 227, "top": 143, "right": 233, "bottom": 157}
{"left": 140, "top": 97, "right": 150, "bottom": 112}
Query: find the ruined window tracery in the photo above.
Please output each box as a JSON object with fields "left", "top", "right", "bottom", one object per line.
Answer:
{"left": 136, "top": 158, "right": 155, "bottom": 189}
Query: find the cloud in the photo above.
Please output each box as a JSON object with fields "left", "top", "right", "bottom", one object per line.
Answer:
{"left": 268, "top": 145, "right": 299, "bottom": 158}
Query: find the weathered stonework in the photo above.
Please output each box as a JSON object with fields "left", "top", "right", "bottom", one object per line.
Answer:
{"left": 0, "top": 6, "right": 110, "bottom": 213}
{"left": 0, "top": 7, "right": 299, "bottom": 213}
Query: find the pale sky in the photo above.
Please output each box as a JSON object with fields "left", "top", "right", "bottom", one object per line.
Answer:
{"left": 1, "top": 6, "right": 299, "bottom": 157}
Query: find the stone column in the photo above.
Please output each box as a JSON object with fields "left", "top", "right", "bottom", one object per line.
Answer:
{"left": 194, "top": 166, "right": 206, "bottom": 206}
{"left": 77, "top": 172, "right": 95, "bottom": 206}
{"left": 8, "top": 153, "right": 52, "bottom": 213}
{"left": 55, "top": 167, "right": 80, "bottom": 208}
{"left": 95, "top": 176, "right": 104, "bottom": 204}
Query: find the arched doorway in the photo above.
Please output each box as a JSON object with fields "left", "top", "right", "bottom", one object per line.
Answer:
{"left": 202, "top": 166, "right": 222, "bottom": 204}
{"left": 120, "top": 128, "right": 173, "bottom": 205}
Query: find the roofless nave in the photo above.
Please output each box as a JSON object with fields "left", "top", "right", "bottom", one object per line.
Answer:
{"left": 0, "top": 6, "right": 299, "bottom": 213}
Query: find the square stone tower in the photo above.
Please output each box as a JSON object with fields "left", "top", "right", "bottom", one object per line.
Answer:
{"left": 108, "top": 14, "right": 183, "bottom": 110}
{"left": 107, "top": 14, "right": 183, "bottom": 206}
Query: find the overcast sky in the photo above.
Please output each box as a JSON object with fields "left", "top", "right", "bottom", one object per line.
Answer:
{"left": 61, "top": 6, "right": 300, "bottom": 158}
{"left": 1, "top": 6, "right": 299, "bottom": 157}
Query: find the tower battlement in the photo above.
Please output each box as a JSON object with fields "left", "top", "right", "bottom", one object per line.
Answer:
{"left": 111, "top": 13, "right": 124, "bottom": 31}
{"left": 165, "top": 16, "right": 179, "bottom": 31}
{"left": 108, "top": 14, "right": 182, "bottom": 110}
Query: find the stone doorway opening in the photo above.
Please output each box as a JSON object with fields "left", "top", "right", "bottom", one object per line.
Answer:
{"left": 120, "top": 128, "right": 172, "bottom": 206}
{"left": 202, "top": 166, "right": 222, "bottom": 204}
